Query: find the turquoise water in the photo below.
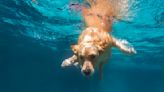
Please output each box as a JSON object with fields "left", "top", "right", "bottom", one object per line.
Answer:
{"left": 0, "top": 0, "right": 164, "bottom": 92}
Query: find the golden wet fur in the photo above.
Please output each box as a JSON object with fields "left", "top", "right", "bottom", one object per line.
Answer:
{"left": 61, "top": 0, "right": 136, "bottom": 78}
{"left": 82, "top": 0, "right": 114, "bottom": 32}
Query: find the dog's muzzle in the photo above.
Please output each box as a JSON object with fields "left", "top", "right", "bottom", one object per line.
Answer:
{"left": 82, "top": 66, "right": 92, "bottom": 76}
{"left": 81, "top": 64, "right": 94, "bottom": 77}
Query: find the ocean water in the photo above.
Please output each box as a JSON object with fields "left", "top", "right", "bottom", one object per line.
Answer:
{"left": 0, "top": 0, "right": 164, "bottom": 92}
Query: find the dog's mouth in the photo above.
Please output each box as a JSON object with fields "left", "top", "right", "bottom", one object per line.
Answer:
{"left": 81, "top": 62, "right": 95, "bottom": 77}
{"left": 81, "top": 69, "right": 94, "bottom": 77}
{"left": 82, "top": 68, "right": 92, "bottom": 76}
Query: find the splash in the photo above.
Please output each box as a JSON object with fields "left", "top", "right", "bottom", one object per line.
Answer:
{"left": 109, "top": 0, "right": 139, "bottom": 21}
{"left": 69, "top": 0, "right": 139, "bottom": 22}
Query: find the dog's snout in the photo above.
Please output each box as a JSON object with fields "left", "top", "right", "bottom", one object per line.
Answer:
{"left": 83, "top": 66, "right": 91, "bottom": 76}
{"left": 83, "top": 69, "right": 91, "bottom": 76}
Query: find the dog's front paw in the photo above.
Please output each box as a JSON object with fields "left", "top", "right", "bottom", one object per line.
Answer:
{"left": 73, "top": 62, "right": 79, "bottom": 68}
{"left": 61, "top": 59, "right": 73, "bottom": 68}
{"left": 116, "top": 39, "right": 137, "bottom": 54}
{"left": 127, "top": 47, "right": 137, "bottom": 54}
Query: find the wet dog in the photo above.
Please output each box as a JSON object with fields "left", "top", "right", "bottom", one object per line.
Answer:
{"left": 61, "top": 0, "right": 136, "bottom": 78}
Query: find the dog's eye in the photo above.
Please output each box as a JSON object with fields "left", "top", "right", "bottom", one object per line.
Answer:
{"left": 107, "top": 16, "right": 113, "bottom": 22}
{"left": 89, "top": 54, "right": 96, "bottom": 59}
{"left": 97, "top": 14, "right": 102, "bottom": 19}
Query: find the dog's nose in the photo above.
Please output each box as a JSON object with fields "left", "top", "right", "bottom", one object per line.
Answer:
{"left": 83, "top": 69, "right": 91, "bottom": 76}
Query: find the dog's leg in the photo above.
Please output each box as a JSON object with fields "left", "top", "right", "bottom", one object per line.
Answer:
{"left": 112, "top": 37, "right": 137, "bottom": 54}
{"left": 61, "top": 55, "right": 78, "bottom": 68}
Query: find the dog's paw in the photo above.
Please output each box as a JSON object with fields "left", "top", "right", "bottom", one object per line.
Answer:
{"left": 127, "top": 47, "right": 137, "bottom": 54}
{"left": 61, "top": 59, "right": 73, "bottom": 68}
{"left": 119, "top": 39, "right": 129, "bottom": 45}
{"left": 117, "top": 39, "right": 137, "bottom": 54}
{"left": 73, "top": 62, "right": 79, "bottom": 68}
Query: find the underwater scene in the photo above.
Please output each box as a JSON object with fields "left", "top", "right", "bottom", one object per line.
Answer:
{"left": 0, "top": 0, "right": 164, "bottom": 92}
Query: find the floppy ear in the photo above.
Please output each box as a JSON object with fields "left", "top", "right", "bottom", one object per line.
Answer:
{"left": 97, "top": 45, "right": 104, "bottom": 53}
{"left": 96, "top": 41, "right": 109, "bottom": 53}
{"left": 82, "top": 6, "right": 89, "bottom": 16}
{"left": 71, "top": 45, "right": 79, "bottom": 54}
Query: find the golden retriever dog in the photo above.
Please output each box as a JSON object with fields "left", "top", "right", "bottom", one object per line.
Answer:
{"left": 61, "top": 0, "right": 136, "bottom": 78}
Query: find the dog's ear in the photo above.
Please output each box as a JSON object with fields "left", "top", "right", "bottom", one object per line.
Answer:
{"left": 82, "top": 6, "right": 88, "bottom": 15}
{"left": 97, "top": 41, "right": 109, "bottom": 53}
{"left": 97, "top": 45, "right": 104, "bottom": 53}
{"left": 71, "top": 45, "right": 79, "bottom": 54}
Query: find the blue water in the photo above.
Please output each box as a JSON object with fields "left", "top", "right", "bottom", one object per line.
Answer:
{"left": 0, "top": 0, "right": 164, "bottom": 92}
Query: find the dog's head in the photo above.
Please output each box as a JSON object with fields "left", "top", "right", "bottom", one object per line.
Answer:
{"left": 71, "top": 43, "right": 104, "bottom": 77}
